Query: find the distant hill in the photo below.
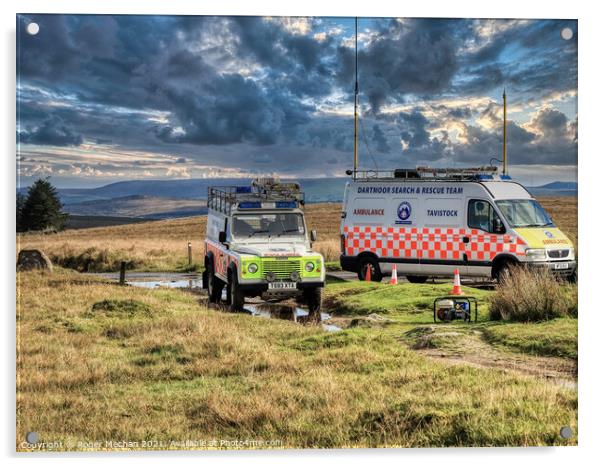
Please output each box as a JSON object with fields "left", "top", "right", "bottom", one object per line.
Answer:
{"left": 57, "top": 178, "right": 250, "bottom": 204}
{"left": 19, "top": 177, "right": 351, "bottom": 205}
{"left": 536, "top": 181, "right": 577, "bottom": 190}
{"left": 64, "top": 215, "right": 152, "bottom": 230}
{"left": 17, "top": 177, "right": 576, "bottom": 221}
{"left": 527, "top": 181, "right": 577, "bottom": 197}
{"left": 63, "top": 195, "right": 207, "bottom": 219}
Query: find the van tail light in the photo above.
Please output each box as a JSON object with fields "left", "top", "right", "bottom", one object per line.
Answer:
{"left": 340, "top": 234, "right": 346, "bottom": 254}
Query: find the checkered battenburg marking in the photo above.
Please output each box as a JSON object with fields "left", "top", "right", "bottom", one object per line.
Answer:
{"left": 343, "top": 226, "right": 526, "bottom": 261}
{"left": 206, "top": 240, "right": 238, "bottom": 276}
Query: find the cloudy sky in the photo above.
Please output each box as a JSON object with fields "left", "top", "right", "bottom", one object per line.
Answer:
{"left": 16, "top": 15, "right": 577, "bottom": 188}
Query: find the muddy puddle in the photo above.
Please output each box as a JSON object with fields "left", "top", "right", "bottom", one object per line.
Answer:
{"left": 127, "top": 278, "right": 203, "bottom": 289}
{"left": 93, "top": 272, "right": 340, "bottom": 332}
{"left": 243, "top": 303, "right": 340, "bottom": 331}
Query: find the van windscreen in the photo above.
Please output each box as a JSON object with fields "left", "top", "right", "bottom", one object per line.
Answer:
{"left": 495, "top": 199, "right": 554, "bottom": 228}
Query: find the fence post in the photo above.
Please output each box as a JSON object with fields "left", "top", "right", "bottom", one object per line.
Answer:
{"left": 188, "top": 242, "right": 192, "bottom": 266}
{"left": 119, "top": 261, "right": 126, "bottom": 285}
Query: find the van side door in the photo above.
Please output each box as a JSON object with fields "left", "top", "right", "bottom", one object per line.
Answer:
{"left": 465, "top": 199, "right": 506, "bottom": 276}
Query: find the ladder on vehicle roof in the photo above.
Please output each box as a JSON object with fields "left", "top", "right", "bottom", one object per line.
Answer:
{"left": 349, "top": 166, "right": 509, "bottom": 182}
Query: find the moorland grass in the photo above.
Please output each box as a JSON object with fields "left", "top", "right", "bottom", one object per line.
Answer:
{"left": 17, "top": 269, "right": 577, "bottom": 449}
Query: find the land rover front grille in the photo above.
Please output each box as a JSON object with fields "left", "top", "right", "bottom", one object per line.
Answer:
{"left": 548, "top": 249, "right": 570, "bottom": 259}
{"left": 262, "top": 259, "right": 302, "bottom": 279}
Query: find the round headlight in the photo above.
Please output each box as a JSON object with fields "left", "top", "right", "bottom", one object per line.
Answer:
{"left": 290, "top": 271, "right": 300, "bottom": 282}
{"left": 305, "top": 262, "right": 315, "bottom": 272}
{"left": 248, "top": 263, "right": 258, "bottom": 274}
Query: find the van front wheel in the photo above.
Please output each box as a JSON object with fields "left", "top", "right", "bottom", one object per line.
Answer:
{"left": 493, "top": 260, "right": 516, "bottom": 283}
{"left": 358, "top": 256, "right": 382, "bottom": 282}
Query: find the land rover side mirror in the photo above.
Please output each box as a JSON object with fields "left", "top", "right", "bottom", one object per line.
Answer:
{"left": 493, "top": 218, "right": 505, "bottom": 234}
{"left": 218, "top": 231, "right": 227, "bottom": 243}
{"left": 310, "top": 230, "right": 317, "bottom": 242}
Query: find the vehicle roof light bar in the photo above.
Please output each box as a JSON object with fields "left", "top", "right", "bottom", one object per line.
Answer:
{"left": 208, "top": 178, "right": 305, "bottom": 214}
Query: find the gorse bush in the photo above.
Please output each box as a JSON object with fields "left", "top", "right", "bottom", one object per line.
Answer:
{"left": 490, "top": 266, "right": 577, "bottom": 322}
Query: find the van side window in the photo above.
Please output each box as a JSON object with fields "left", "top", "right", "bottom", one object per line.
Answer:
{"left": 468, "top": 200, "right": 503, "bottom": 233}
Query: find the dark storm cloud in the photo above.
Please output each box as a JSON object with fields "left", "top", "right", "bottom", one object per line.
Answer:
{"left": 156, "top": 74, "right": 314, "bottom": 145}
{"left": 19, "top": 115, "right": 83, "bottom": 146}
{"left": 372, "top": 124, "right": 390, "bottom": 154}
{"left": 16, "top": 15, "right": 577, "bottom": 175}
{"left": 458, "top": 19, "right": 577, "bottom": 99}
{"left": 337, "top": 19, "right": 465, "bottom": 113}
{"left": 396, "top": 111, "right": 431, "bottom": 149}
{"left": 18, "top": 15, "right": 334, "bottom": 148}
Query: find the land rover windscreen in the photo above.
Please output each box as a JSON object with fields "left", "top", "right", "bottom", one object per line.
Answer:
{"left": 231, "top": 213, "right": 306, "bottom": 239}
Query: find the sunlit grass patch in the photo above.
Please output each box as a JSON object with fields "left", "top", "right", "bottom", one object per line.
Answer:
{"left": 482, "top": 319, "right": 577, "bottom": 359}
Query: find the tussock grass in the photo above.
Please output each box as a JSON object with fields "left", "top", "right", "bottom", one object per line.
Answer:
{"left": 91, "top": 299, "right": 152, "bottom": 316}
{"left": 490, "top": 267, "right": 577, "bottom": 322}
{"left": 17, "top": 269, "right": 577, "bottom": 449}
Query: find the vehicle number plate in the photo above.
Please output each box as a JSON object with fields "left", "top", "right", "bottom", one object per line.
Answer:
{"left": 268, "top": 281, "right": 296, "bottom": 290}
{"left": 554, "top": 263, "right": 569, "bottom": 270}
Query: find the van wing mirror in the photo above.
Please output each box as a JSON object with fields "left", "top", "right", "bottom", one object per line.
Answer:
{"left": 218, "top": 231, "right": 227, "bottom": 243}
{"left": 310, "top": 229, "right": 317, "bottom": 242}
{"left": 493, "top": 218, "right": 504, "bottom": 234}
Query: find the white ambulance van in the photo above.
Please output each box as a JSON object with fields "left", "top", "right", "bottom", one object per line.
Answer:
{"left": 340, "top": 167, "right": 576, "bottom": 282}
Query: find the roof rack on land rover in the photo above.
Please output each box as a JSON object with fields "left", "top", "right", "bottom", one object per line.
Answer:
{"left": 347, "top": 166, "right": 511, "bottom": 182}
{"left": 208, "top": 177, "right": 305, "bottom": 215}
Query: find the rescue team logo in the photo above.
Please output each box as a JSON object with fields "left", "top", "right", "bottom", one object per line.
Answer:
{"left": 396, "top": 201, "right": 412, "bottom": 225}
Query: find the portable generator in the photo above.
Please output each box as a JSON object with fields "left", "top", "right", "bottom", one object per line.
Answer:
{"left": 433, "top": 297, "right": 478, "bottom": 323}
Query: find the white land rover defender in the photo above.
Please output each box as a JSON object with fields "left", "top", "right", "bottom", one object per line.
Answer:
{"left": 203, "top": 178, "right": 325, "bottom": 316}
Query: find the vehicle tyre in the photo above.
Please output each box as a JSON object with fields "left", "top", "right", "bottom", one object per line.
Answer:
{"left": 304, "top": 287, "right": 322, "bottom": 322}
{"left": 207, "top": 262, "right": 224, "bottom": 303}
{"left": 406, "top": 275, "right": 428, "bottom": 284}
{"left": 493, "top": 260, "right": 515, "bottom": 283}
{"left": 228, "top": 270, "right": 245, "bottom": 312}
{"left": 567, "top": 268, "right": 577, "bottom": 284}
{"left": 202, "top": 268, "right": 208, "bottom": 290}
{"left": 357, "top": 256, "right": 383, "bottom": 282}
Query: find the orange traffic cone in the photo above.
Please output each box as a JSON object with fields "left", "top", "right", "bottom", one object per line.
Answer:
{"left": 451, "top": 268, "right": 463, "bottom": 295}
{"left": 364, "top": 264, "right": 372, "bottom": 282}
{"left": 390, "top": 264, "right": 398, "bottom": 285}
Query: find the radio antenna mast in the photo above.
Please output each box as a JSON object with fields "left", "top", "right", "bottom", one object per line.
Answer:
{"left": 353, "top": 17, "right": 359, "bottom": 178}
{"left": 502, "top": 88, "right": 507, "bottom": 175}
